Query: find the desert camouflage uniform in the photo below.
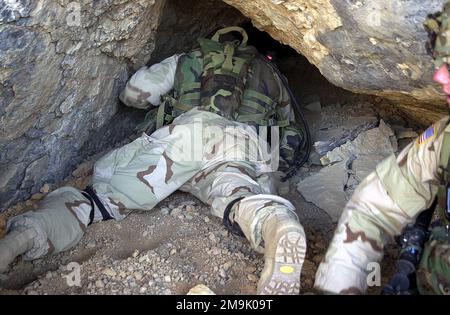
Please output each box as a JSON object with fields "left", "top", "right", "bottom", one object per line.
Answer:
{"left": 5, "top": 51, "right": 305, "bottom": 295}
{"left": 315, "top": 117, "right": 450, "bottom": 295}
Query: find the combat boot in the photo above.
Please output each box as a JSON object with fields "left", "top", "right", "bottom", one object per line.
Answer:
{"left": 257, "top": 212, "right": 306, "bottom": 295}
{"left": 0, "top": 226, "right": 36, "bottom": 273}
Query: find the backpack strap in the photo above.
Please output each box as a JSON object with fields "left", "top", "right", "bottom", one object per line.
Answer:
{"left": 211, "top": 26, "right": 248, "bottom": 47}
{"left": 156, "top": 100, "right": 169, "bottom": 129}
{"left": 156, "top": 95, "right": 197, "bottom": 129}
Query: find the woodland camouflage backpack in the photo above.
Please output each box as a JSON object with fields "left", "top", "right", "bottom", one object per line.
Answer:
{"left": 156, "top": 26, "right": 308, "bottom": 171}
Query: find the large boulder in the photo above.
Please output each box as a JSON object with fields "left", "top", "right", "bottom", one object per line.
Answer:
{"left": 224, "top": 0, "right": 449, "bottom": 121}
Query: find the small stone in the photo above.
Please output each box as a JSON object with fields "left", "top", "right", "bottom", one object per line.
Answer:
{"left": 204, "top": 216, "right": 210, "bottom": 223}
{"left": 25, "top": 200, "right": 33, "bottom": 207}
{"left": 208, "top": 233, "right": 217, "bottom": 243}
{"left": 164, "top": 276, "right": 171, "bottom": 283}
{"left": 142, "top": 231, "right": 149, "bottom": 238}
{"left": 160, "top": 207, "right": 170, "bottom": 215}
{"left": 185, "top": 214, "right": 193, "bottom": 220}
{"left": 211, "top": 247, "right": 221, "bottom": 255}
{"left": 245, "top": 266, "right": 257, "bottom": 273}
{"left": 187, "top": 284, "right": 216, "bottom": 295}
{"left": 247, "top": 274, "right": 258, "bottom": 282}
{"left": 170, "top": 249, "right": 177, "bottom": 256}
{"left": 223, "top": 261, "right": 233, "bottom": 271}
{"left": 87, "top": 241, "right": 96, "bottom": 249}
{"left": 219, "top": 269, "right": 227, "bottom": 278}
{"left": 132, "top": 250, "right": 139, "bottom": 258}
{"left": 140, "top": 287, "right": 147, "bottom": 294}
{"left": 185, "top": 205, "right": 195, "bottom": 213}
{"left": 369, "top": 37, "right": 378, "bottom": 45}
{"left": 171, "top": 207, "right": 182, "bottom": 217}
{"left": 14, "top": 203, "right": 24, "bottom": 212}
{"left": 45, "top": 271, "right": 53, "bottom": 279}
{"left": 95, "top": 280, "right": 105, "bottom": 288}
{"left": 134, "top": 272, "right": 143, "bottom": 281}
{"left": 40, "top": 183, "right": 51, "bottom": 194}
{"left": 31, "top": 193, "right": 44, "bottom": 200}
{"left": 139, "top": 255, "right": 150, "bottom": 263}
{"left": 102, "top": 268, "right": 117, "bottom": 277}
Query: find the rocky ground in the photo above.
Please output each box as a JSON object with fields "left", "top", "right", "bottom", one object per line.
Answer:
{"left": 0, "top": 183, "right": 331, "bottom": 295}
{"left": 0, "top": 100, "right": 422, "bottom": 295}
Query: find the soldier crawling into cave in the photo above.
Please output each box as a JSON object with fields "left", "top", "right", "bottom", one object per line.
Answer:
{"left": 0, "top": 27, "right": 310, "bottom": 295}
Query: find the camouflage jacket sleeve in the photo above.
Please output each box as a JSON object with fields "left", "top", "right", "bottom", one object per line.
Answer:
{"left": 119, "top": 54, "right": 181, "bottom": 109}
{"left": 314, "top": 117, "right": 449, "bottom": 294}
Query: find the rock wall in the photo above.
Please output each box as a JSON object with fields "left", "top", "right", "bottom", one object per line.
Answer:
{"left": 0, "top": 0, "right": 246, "bottom": 211}
{"left": 224, "top": 0, "right": 449, "bottom": 121}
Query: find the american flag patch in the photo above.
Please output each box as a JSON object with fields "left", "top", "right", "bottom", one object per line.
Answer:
{"left": 417, "top": 126, "right": 435, "bottom": 145}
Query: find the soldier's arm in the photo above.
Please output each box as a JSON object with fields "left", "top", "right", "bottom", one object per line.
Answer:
{"left": 314, "top": 117, "right": 449, "bottom": 294}
{"left": 119, "top": 54, "right": 181, "bottom": 109}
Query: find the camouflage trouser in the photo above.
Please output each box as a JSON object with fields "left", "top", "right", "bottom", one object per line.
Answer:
{"left": 315, "top": 116, "right": 450, "bottom": 294}
{"left": 417, "top": 227, "right": 450, "bottom": 295}
{"left": 7, "top": 108, "right": 298, "bottom": 260}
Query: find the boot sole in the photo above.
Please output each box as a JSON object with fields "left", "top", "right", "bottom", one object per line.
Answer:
{"left": 258, "top": 230, "right": 306, "bottom": 295}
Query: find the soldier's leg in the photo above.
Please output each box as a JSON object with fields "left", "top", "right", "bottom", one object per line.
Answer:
{"left": 188, "top": 161, "right": 306, "bottom": 295}
{"left": 0, "top": 119, "right": 204, "bottom": 273}
{"left": 91, "top": 120, "right": 203, "bottom": 212}
{"left": 315, "top": 117, "right": 448, "bottom": 294}
{"left": 0, "top": 187, "right": 94, "bottom": 273}
{"left": 417, "top": 227, "right": 450, "bottom": 295}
